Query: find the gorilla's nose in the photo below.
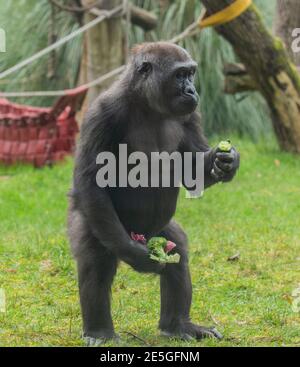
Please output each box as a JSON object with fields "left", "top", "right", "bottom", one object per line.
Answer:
{"left": 184, "top": 86, "right": 196, "bottom": 96}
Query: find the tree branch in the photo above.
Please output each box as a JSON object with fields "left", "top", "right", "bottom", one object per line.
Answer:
{"left": 223, "top": 63, "right": 258, "bottom": 94}
{"left": 90, "top": 4, "right": 158, "bottom": 31}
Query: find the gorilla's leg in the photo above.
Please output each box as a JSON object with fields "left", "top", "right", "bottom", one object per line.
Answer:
{"left": 77, "top": 243, "right": 118, "bottom": 344}
{"left": 158, "top": 220, "right": 222, "bottom": 340}
{"left": 69, "top": 209, "right": 118, "bottom": 345}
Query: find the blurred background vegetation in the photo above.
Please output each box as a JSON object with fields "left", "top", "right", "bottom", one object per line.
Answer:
{"left": 0, "top": 0, "right": 276, "bottom": 139}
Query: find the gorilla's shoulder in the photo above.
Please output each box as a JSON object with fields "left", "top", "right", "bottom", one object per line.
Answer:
{"left": 82, "top": 91, "right": 127, "bottom": 130}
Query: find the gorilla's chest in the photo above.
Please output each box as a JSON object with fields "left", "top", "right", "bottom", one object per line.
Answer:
{"left": 123, "top": 119, "right": 184, "bottom": 155}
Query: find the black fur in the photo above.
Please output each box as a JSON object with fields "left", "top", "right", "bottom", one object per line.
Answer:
{"left": 68, "top": 42, "right": 239, "bottom": 343}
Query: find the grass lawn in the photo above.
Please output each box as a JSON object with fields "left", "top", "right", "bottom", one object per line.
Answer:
{"left": 0, "top": 139, "right": 299, "bottom": 347}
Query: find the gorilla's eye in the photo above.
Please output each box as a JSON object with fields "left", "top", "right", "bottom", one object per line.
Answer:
{"left": 176, "top": 69, "right": 195, "bottom": 81}
{"left": 138, "top": 62, "right": 152, "bottom": 74}
{"left": 176, "top": 71, "right": 185, "bottom": 80}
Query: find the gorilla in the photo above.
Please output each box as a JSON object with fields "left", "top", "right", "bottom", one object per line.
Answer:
{"left": 68, "top": 42, "right": 240, "bottom": 345}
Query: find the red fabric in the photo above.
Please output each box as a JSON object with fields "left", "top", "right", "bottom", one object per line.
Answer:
{"left": 0, "top": 87, "right": 87, "bottom": 167}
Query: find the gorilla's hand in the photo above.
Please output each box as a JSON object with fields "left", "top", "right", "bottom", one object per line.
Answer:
{"left": 211, "top": 146, "right": 240, "bottom": 182}
{"left": 120, "top": 241, "right": 165, "bottom": 274}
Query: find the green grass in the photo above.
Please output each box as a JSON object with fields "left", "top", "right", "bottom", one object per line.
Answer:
{"left": 0, "top": 139, "right": 300, "bottom": 347}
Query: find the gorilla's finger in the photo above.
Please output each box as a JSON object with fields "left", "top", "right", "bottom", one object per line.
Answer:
{"left": 190, "top": 324, "right": 223, "bottom": 340}
{"left": 140, "top": 260, "right": 165, "bottom": 274}
{"left": 84, "top": 337, "right": 97, "bottom": 346}
{"left": 127, "top": 242, "right": 166, "bottom": 274}
{"left": 208, "top": 327, "right": 223, "bottom": 340}
{"left": 215, "top": 158, "right": 233, "bottom": 172}
{"left": 216, "top": 151, "right": 235, "bottom": 162}
{"left": 212, "top": 162, "right": 225, "bottom": 178}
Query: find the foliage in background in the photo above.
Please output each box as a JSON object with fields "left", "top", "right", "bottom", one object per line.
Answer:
{"left": 0, "top": 0, "right": 277, "bottom": 138}
{"left": 0, "top": 0, "right": 81, "bottom": 107}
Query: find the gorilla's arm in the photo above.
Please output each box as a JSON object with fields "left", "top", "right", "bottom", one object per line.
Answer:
{"left": 180, "top": 113, "right": 240, "bottom": 189}
{"left": 72, "top": 101, "right": 163, "bottom": 274}
{"left": 180, "top": 113, "right": 218, "bottom": 189}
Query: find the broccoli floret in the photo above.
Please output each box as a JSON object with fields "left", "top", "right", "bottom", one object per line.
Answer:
{"left": 147, "top": 237, "right": 180, "bottom": 264}
{"left": 217, "top": 140, "right": 232, "bottom": 152}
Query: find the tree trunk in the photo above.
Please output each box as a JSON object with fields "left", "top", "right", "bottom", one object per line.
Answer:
{"left": 200, "top": 0, "right": 300, "bottom": 153}
{"left": 81, "top": 0, "right": 124, "bottom": 104}
{"left": 275, "top": 0, "right": 300, "bottom": 67}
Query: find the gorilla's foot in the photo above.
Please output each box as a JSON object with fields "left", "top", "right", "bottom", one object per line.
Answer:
{"left": 160, "top": 322, "right": 223, "bottom": 341}
{"left": 83, "top": 330, "right": 119, "bottom": 346}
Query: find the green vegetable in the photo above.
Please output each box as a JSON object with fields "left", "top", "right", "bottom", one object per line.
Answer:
{"left": 218, "top": 140, "right": 232, "bottom": 152}
{"left": 148, "top": 237, "right": 180, "bottom": 264}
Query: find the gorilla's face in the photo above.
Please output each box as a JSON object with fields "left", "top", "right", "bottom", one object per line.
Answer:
{"left": 164, "top": 61, "right": 199, "bottom": 116}
{"left": 132, "top": 43, "right": 199, "bottom": 117}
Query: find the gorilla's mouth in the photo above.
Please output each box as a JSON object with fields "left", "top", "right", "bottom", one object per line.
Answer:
{"left": 180, "top": 93, "right": 199, "bottom": 110}
{"left": 183, "top": 93, "right": 198, "bottom": 103}
{"left": 171, "top": 96, "right": 198, "bottom": 116}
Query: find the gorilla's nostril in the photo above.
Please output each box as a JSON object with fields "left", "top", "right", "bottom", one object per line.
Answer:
{"left": 185, "top": 87, "right": 195, "bottom": 96}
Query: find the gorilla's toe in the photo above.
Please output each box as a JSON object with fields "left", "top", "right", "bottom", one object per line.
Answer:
{"left": 161, "top": 322, "right": 223, "bottom": 341}
{"left": 192, "top": 325, "right": 223, "bottom": 340}
{"left": 83, "top": 331, "right": 119, "bottom": 346}
{"left": 84, "top": 336, "right": 106, "bottom": 347}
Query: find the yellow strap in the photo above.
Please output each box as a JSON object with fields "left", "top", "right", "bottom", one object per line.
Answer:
{"left": 199, "top": 0, "right": 252, "bottom": 29}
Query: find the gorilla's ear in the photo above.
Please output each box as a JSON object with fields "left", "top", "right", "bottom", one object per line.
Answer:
{"left": 137, "top": 62, "right": 152, "bottom": 75}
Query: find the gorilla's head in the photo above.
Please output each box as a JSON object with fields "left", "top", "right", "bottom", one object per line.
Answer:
{"left": 128, "top": 42, "right": 199, "bottom": 117}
